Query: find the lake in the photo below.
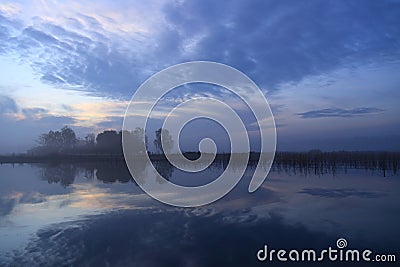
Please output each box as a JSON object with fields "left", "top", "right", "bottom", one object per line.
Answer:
{"left": 0, "top": 161, "right": 399, "bottom": 266}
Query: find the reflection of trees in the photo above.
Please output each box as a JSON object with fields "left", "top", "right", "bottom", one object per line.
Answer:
{"left": 92, "top": 159, "right": 173, "bottom": 185}
{"left": 270, "top": 151, "right": 400, "bottom": 177}
{"left": 126, "top": 158, "right": 148, "bottom": 185}
{"left": 39, "top": 164, "right": 77, "bottom": 187}
{"left": 37, "top": 161, "right": 150, "bottom": 186}
{"left": 95, "top": 162, "right": 134, "bottom": 183}
{"left": 83, "top": 167, "right": 95, "bottom": 180}
{"left": 154, "top": 128, "right": 173, "bottom": 154}
{"left": 153, "top": 160, "right": 174, "bottom": 182}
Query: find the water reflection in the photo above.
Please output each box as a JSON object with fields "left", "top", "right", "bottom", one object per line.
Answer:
{"left": 39, "top": 163, "right": 77, "bottom": 187}
{"left": 0, "top": 161, "right": 399, "bottom": 266}
{"left": 298, "top": 188, "right": 387, "bottom": 199}
{"left": 153, "top": 160, "right": 175, "bottom": 182}
{"left": 34, "top": 159, "right": 177, "bottom": 186}
{"left": 95, "top": 162, "right": 133, "bottom": 183}
{"left": 7, "top": 208, "right": 400, "bottom": 267}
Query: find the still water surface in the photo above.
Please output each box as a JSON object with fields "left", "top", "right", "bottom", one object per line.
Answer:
{"left": 0, "top": 162, "right": 398, "bottom": 266}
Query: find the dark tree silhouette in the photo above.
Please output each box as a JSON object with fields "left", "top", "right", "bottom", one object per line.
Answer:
{"left": 31, "top": 126, "right": 150, "bottom": 156}
{"left": 123, "top": 127, "right": 148, "bottom": 155}
{"left": 96, "top": 130, "right": 122, "bottom": 154}
{"left": 133, "top": 127, "right": 148, "bottom": 152}
{"left": 60, "top": 126, "right": 77, "bottom": 149}
{"left": 39, "top": 163, "right": 77, "bottom": 187}
{"left": 95, "top": 162, "right": 133, "bottom": 183}
{"left": 85, "top": 133, "right": 96, "bottom": 145}
{"left": 154, "top": 128, "right": 173, "bottom": 154}
{"left": 36, "top": 126, "right": 77, "bottom": 154}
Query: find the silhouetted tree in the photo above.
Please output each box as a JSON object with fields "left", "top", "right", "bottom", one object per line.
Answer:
{"left": 122, "top": 127, "right": 148, "bottom": 155}
{"left": 37, "top": 126, "right": 77, "bottom": 154}
{"left": 85, "top": 133, "right": 96, "bottom": 145}
{"left": 30, "top": 127, "right": 150, "bottom": 156}
{"left": 96, "top": 130, "right": 122, "bottom": 154}
{"left": 133, "top": 127, "right": 148, "bottom": 152}
{"left": 154, "top": 128, "right": 173, "bottom": 154}
{"left": 61, "top": 126, "right": 77, "bottom": 149}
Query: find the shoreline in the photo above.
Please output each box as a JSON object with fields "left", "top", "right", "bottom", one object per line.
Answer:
{"left": 1, "top": 151, "right": 398, "bottom": 177}
{"left": 1, "top": 151, "right": 398, "bottom": 163}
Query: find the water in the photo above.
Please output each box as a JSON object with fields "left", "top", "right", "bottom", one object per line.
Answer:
{"left": 0, "top": 162, "right": 399, "bottom": 266}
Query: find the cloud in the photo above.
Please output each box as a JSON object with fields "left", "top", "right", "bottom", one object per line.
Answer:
{"left": 9, "top": 101, "right": 77, "bottom": 125}
{"left": 0, "top": 3, "right": 20, "bottom": 16}
{"left": 1, "top": 0, "right": 399, "bottom": 97}
{"left": 0, "top": 1, "right": 399, "bottom": 152}
{"left": 1, "top": 12, "right": 147, "bottom": 97}
{"left": 96, "top": 116, "right": 123, "bottom": 129}
{"left": 159, "top": 0, "right": 400, "bottom": 90}
{"left": 0, "top": 94, "right": 18, "bottom": 114}
{"left": 0, "top": 95, "right": 79, "bottom": 153}
{"left": 0, "top": 195, "right": 17, "bottom": 216}
{"left": 0, "top": 94, "right": 132, "bottom": 152}
{"left": 297, "top": 107, "right": 384, "bottom": 119}
{"left": 0, "top": 192, "right": 47, "bottom": 217}
{"left": 21, "top": 107, "right": 48, "bottom": 118}
{"left": 36, "top": 115, "right": 77, "bottom": 125}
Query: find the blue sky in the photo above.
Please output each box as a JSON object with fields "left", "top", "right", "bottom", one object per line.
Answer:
{"left": 0, "top": 0, "right": 399, "bottom": 153}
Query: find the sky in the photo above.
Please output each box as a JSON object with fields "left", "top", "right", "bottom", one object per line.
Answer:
{"left": 0, "top": 0, "right": 399, "bottom": 153}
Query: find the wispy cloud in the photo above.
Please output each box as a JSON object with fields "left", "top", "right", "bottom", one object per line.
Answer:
{"left": 0, "top": 0, "right": 399, "bottom": 152}
{"left": 0, "top": 8, "right": 151, "bottom": 97}
{"left": 159, "top": 0, "right": 400, "bottom": 90}
{"left": 297, "top": 107, "right": 384, "bottom": 119}
{"left": 1, "top": 0, "right": 399, "bottom": 97}
{"left": 0, "top": 95, "right": 18, "bottom": 114}
{"left": 0, "top": 94, "right": 125, "bottom": 130}
{"left": 21, "top": 107, "right": 47, "bottom": 118}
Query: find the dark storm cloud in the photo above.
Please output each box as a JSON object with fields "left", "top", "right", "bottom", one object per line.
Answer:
{"left": 297, "top": 107, "right": 384, "bottom": 119}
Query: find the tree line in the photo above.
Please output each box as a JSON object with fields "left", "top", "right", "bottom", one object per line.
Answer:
{"left": 29, "top": 126, "right": 173, "bottom": 155}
